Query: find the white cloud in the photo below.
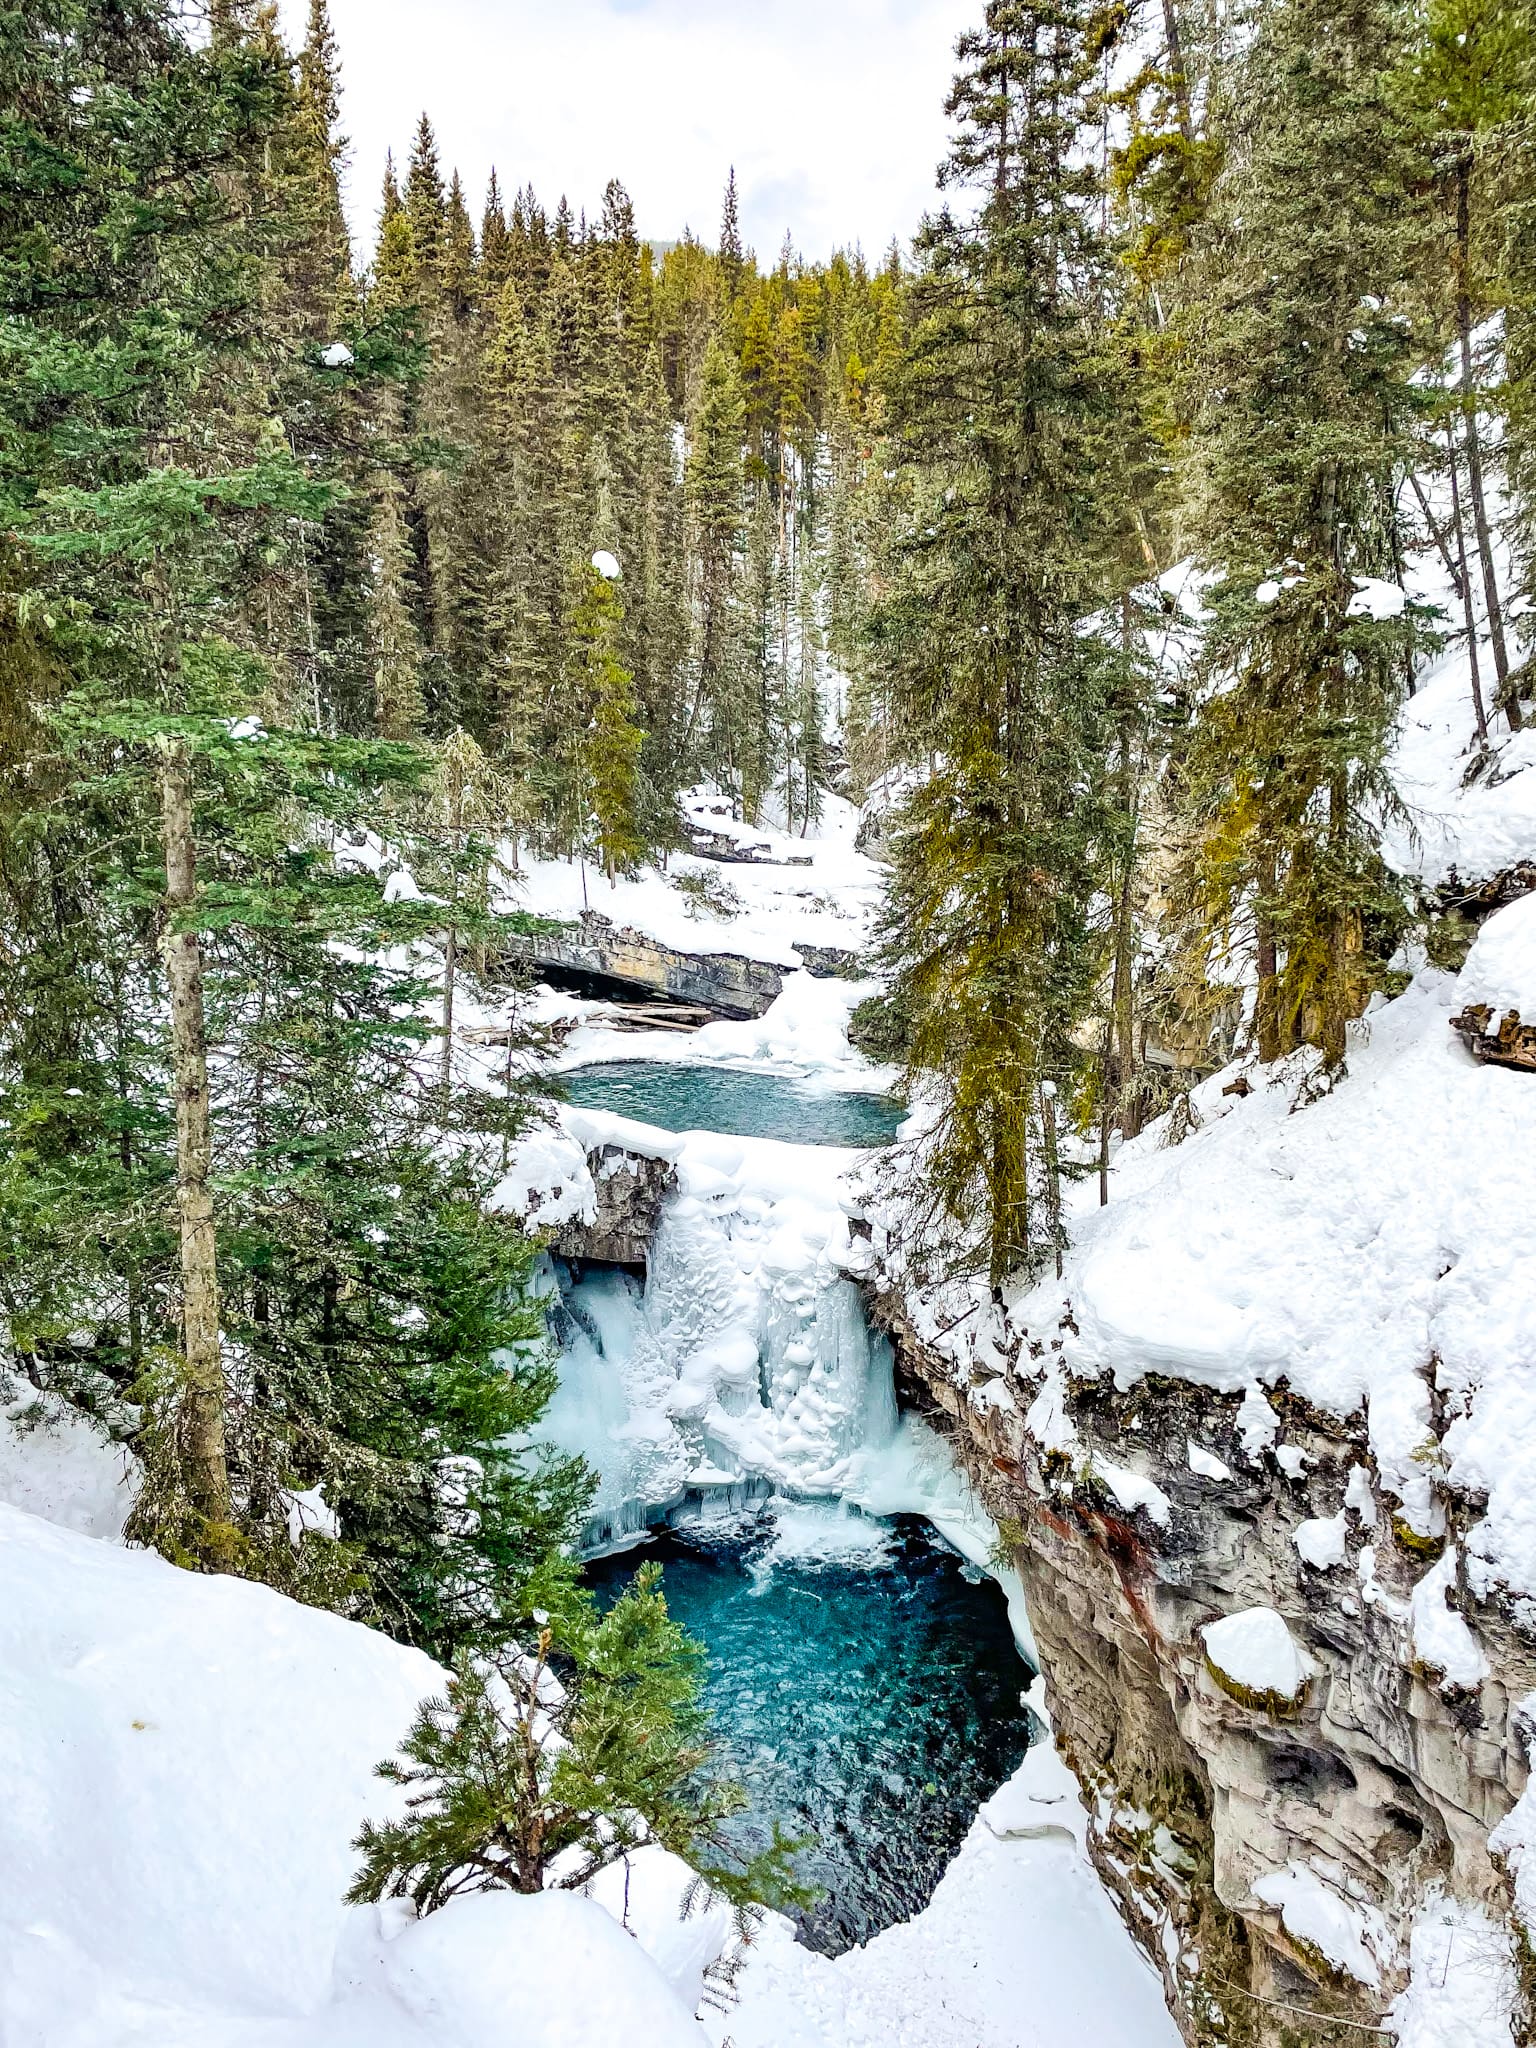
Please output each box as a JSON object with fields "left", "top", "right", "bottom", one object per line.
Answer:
{"left": 280, "top": 0, "right": 977, "bottom": 266}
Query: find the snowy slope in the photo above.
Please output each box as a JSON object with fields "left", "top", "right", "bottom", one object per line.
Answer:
{"left": 875, "top": 896, "right": 1536, "bottom": 1596}
{"left": 718, "top": 1744, "right": 1179, "bottom": 2048}
{"left": 0, "top": 1501, "right": 712, "bottom": 2048}
{"left": 0, "top": 1481, "right": 1180, "bottom": 2048}
{"left": 1380, "top": 433, "right": 1536, "bottom": 889}
{"left": 498, "top": 786, "right": 882, "bottom": 971}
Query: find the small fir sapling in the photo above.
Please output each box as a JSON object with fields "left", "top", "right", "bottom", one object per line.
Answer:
{"left": 349, "top": 1561, "right": 815, "bottom": 1921}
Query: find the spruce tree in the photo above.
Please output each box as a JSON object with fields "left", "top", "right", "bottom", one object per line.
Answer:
{"left": 1181, "top": 0, "right": 1426, "bottom": 1065}
{"left": 350, "top": 1565, "right": 813, "bottom": 1911}
{"left": 686, "top": 336, "right": 749, "bottom": 797}
{"left": 875, "top": 0, "right": 1124, "bottom": 1284}
{"left": 566, "top": 563, "right": 647, "bottom": 879}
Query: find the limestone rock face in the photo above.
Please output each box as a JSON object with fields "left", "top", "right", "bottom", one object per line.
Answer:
{"left": 503, "top": 913, "right": 785, "bottom": 1019}
{"left": 553, "top": 1145, "right": 675, "bottom": 1266}
{"left": 879, "top": 1299, "right": 1534, "bottom": 2046}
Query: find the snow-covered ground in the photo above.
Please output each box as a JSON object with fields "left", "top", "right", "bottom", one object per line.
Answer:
{"left": 988, "top": 894, "right": 1536, "bottom": 1588}
{"left": 0, "top": 1421, "right": 1176, "bottom": 2048}
{"left": 497, "top": 786, "right": 882, "bottom": 974}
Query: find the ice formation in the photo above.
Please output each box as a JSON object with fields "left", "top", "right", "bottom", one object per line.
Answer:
{"left": 541, "top": 1164, "right": 900, "bottom": 1551}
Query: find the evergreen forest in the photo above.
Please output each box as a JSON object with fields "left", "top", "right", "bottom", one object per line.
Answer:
{"left": 3, "top": 0, "right": 1535, "bottom": 1805}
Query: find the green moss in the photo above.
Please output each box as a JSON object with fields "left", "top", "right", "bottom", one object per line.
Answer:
{"left": 1391, "top": 1514, "right": 1446, "bottom": 1560}
{"left": 847, "top": 988, "right": 912, "bottom": 1065}
{"left": 1203, "top": 1651, "right": 1310, "bottom": 1718}
{"left": 1425, "top": 909, "right": 1477, "bottom": 974}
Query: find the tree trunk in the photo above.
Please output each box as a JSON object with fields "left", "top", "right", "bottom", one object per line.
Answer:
{"left": 1455, "top": 153, "right": 1519, "bottom": 730}
{"left": 1323, "top": 766, "right": 1350, "bottom": 1069}
{"left": 112, "top": 970, "right": 143, "bottom": 1367}
{"left": 1039, "top": 1084, "right": 1063, "bottom": 1280}
{"left": 1112, "top": 681, "right": 1140, "bottom": 1139}
{"left": 1161, "top": 0, "right": 1194, "bottom": 143}
{"left": 440, "top": 922, "right": 458, "bottom": 1097}
{"left": 440, "top": 751, "right": 465, "bottom": 1100}
{"left": 1443, "top": 419, "right": 1490, "bottom": 744}
{"left": 157, "top": 737, "right": 230, "bottom": 1528}
{"left": 1255, "top": 862, "right": 1281, "bottom": 1065}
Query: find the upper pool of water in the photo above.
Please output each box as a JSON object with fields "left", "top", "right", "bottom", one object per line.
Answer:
{"left": 559, "top": 1060, "right": 904, "bottom": 1147}
{"left": 587, "top": 1507, "right": 1039, "bottom": 1957}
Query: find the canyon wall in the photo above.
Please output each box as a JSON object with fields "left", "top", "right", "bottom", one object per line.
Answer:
{"left": 876, "top": 1292, "right": 1535, "bottom": 2046}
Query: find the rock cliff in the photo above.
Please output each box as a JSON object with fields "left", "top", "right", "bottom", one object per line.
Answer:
{"left": 877, "top": 1292, "right": 1532, "bottom": 2045}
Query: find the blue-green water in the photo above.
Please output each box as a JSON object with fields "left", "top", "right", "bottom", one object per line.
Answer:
{"left": 559, "top": 1061, "right": 904, "bottom": 1147}
{"left": 587, "top": 1508, "right": 1039, "bottom": 1956}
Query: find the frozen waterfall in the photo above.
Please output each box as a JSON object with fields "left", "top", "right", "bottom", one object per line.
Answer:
{"left": 539, "top": 1182, "right": 901, "bottom": 1553}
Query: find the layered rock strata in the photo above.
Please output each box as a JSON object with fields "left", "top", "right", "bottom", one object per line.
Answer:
{"left": 879, "top": 1296, "right": 1534, "bottom": 2046}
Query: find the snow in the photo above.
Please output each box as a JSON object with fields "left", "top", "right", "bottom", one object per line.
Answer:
{"left": 991, "top": 924, "right": 1536, "bottom": 1579}
{"left": 1251, "top": 1860, "right": 1388, "bottom": 1987}
{"left": 382, "top": 865, "right": 424, "bottom": 903}
{"left": 1387, "top": 657, "right": 1536, "bottom": 887}
{"left": 1346, "top": 1464, "right": 1377, "bottom": 1517}
{"left": 1187, "top": 1440, "right": 1232, "bottom": 1481}
{"left": 715, "top": 1744, "right": 1181, "bottom": 2048}
{"left": 0, "top": 1389, "right": 135, "bottom": 1540}
{"left": 1389, "top": 1897, "right": 1518, "bottom": 2048}
{"left": 282, "top": 1483, "right": 341, "bottom": 1546}
{"left": 1459, "top": 885, "right": 1536, "bottom": 1015}
{"left": 1200, "top": 1607, "right": 1315, "bottom": 1702}
{"left": 1347, "top": 575, "right": 1408, "bottom": 621}
{"left": 1409, "top": 1549, "right": 1490, "bottom": 1692}
{"left": 489, "top": 1119, "right": 600, "bottom": 1233}
{"left": 0, "top": 1501, "right": 437, "bottom": 2040}
{"left": 1093, "top": 1455, "right": 1172, "bottom": 1528}
{"left": 0, "top": 1499, "right": 717, "bottom": 2048}
{"left": 497, "top": 786, "right": 881, "bottom": 976}
{"left": 1236, "top": 1384, "right": 1280, "bottom": 1461}
{"left": 1294, "top": 1512, "right": 1348, "bottom": 1570}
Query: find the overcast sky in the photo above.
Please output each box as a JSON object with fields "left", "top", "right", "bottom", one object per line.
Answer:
{"left": 278, "top": 0, "right": 977, "bottom": 269}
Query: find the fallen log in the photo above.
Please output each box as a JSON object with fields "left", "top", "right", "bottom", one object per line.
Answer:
{"left": 1450, "top": 1003, "right": 1536, "bottom": 1072}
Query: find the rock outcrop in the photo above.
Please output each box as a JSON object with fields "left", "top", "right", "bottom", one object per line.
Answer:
{"left": 504, "top": 913, "right": 786, "bottom": 1018}
{"left": 552, "top": 1143, "right": 676, "bottom": 1267}
{"left": 503, "top": 913, "right": 864, "bottom": 1019}
{"left": 879, "top": 1298, "right": 1534, "bottom": 2046}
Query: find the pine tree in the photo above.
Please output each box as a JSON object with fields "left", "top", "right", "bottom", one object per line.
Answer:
{"left": 720, "top": 166, "right": 746, "bottom": 299}
{"left": 566, "top": 563, "right": 647, "bottom": 879}
{"left": 1181, "top": 0, "right": 1426, "bottom": 1066}
{"left": 349, "top": 1565, "right": 814, "bottom": 1910}
{"left": 406, "top": 114, "right": 446, "bottom": 296}
{"left": 685, "top": 336, "right": 748, "bottom": 795}
{"left": 0, "top": 4, "right": 584, "bottom": 1619}
{"left": 876, "top": 0, "right": 1125, "bottom": 1285}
